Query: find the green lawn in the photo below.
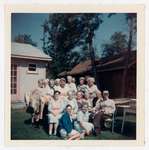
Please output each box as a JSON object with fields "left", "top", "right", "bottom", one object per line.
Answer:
{"left": 11, "top": 109, "right": 136, "bottom": 140}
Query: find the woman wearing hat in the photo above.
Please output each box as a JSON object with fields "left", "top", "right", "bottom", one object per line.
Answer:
{"left": 87, "top": 77, "right": 98, "bottom": 99}
{"left": 77, "top": 77, "right": 88, "bottom": 93}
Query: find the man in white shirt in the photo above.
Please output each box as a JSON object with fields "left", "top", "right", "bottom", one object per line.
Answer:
{"left": 100, "top": 90, "right": 115, "bottom": 115}
{"left": 92, "top": 90, "right": 115, "bottom": 135}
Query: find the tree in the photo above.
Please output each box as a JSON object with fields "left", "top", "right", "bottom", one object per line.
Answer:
{"left": 102, "top": 32, "right": 127, "bottom": 57}
{"left": 121, "top": 13, "right": 137, "bottom": 97}
{"left": 105, "top": 13, "right": 136, "bottom": 97}
{"left": 42, "top": 13, "right": 103, "bottom": 78}
{"left": 14, "top": 34, "right": 37, "bottom": 47}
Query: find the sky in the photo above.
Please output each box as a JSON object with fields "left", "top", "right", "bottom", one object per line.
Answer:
{"left": 11, "top": 13, "right": 129, "bottom": 57}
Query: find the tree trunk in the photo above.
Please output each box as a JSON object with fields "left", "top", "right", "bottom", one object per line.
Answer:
{"left": 121, "top": 25, "right": 132, "bottom": 97}
{"left": 88, "top": 38, "right": 100, "bottom": 89}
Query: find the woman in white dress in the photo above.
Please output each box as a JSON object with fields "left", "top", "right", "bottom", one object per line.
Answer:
{"left": 75, "top": 104, "right": 94, "bottom": 136}
{"left": 47, "top": 91, "right": 65, "bottom": 135}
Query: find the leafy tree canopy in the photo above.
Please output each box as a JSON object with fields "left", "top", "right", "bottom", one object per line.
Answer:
{"left": 102, "top": 32, "right": 127, "bottom": 57}
{"left": 14, "top": 34, "right": 37, "bottom": 47}
{"left": 42, "top": 13, "right": 103, "bottom": 78}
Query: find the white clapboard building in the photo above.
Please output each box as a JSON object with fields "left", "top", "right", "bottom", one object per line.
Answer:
{"left": 11, "top": 42, "right": 52, "bottom": 107}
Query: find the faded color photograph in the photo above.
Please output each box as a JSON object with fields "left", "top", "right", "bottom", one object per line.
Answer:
{"left": 11, "top": 13, "right": 136, "bottom": 140}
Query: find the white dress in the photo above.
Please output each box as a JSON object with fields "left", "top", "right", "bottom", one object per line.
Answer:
{"left": 77, "top": 111, "right": 94, "bottom": 133}
{"left": 48, "top": 98, "right": 65, "bottom": 123}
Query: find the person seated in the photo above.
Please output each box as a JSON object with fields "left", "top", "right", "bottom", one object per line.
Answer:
{"left": 92, "top": 90, "right": 115, "bottom": 135}
{"left": 65, "top": 91, "right": 78, "bottom": 116}
{"left": 83, "top": 92, "right": 92, "bottom": 108}
{"left": 100, "top": 90, "right": 115, "bottom": 115}
{"left": 72, "top": 77, "right": 76, "bottom": 84}
{"left": 59, "top": 105, "right": 81, "bottom": 140}
{"left": 92, "top": 90, "right": 103, "bottom": 108}
{"left": 77, "top": 77, "right": 88, "bottom": 93}
{"left": 47, "top": 91, "right": 65, "bottom": 136}
{"left": 76, "top": 91, "right": 85, "bottom": 111}
{"left": 75, "top": 104, "right": 94, "bottom": 136}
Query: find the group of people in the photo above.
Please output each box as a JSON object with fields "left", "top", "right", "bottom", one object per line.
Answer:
{"left": 27, "top": 76, "right": 115, "bottom": 140}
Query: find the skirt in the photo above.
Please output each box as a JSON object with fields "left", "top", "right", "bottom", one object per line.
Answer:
{"left": 47, "top": 113, "right": 62, "bottom": 124}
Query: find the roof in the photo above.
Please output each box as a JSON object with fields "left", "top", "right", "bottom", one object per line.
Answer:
{"left": 66, "top": 51, "right": 136, "bottom": 75}
{"left": 11, "top": 42, "right": 52, "bottom": 61}
{"left": 97, "top": 51, "right": 136, "bottom": 72}
{"left": 58, "top": 71, "right": 69, "bottom": 76}
{"left": 69, "top": 60, "right": 92, "bottom": 75}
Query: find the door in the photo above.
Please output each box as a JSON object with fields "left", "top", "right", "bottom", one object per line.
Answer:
{"left": 11, "top": 63, "right": 19, "bottom": 101}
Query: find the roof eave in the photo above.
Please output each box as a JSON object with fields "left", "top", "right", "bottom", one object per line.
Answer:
{"left": 11, "top": 54, "right": 52, "bottom": 61}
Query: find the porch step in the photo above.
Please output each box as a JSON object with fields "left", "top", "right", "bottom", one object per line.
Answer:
{"left": 11, "top": 101, "right": 26, "bottom": 109}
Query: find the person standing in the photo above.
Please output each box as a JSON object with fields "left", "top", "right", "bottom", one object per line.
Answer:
{"left": 77, "top": 77, "right": 88, "bottom": 93}
{"left": 54, "top": 78, "right": 61, "bottom": 92}
{"left": 66, "top": 76, "right": 77, "bottom": 95}
{"left": 87, "top": 77, "right": 98, "bottom": 99}
{"left": 76, "top": 91, "right": 85, "bottom": 111}
{"left": 59, "top": 78, "right": 69, "bottom": 99}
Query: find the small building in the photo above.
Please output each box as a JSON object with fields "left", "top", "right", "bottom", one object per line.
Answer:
{"left": 96, "top": 51, "right": 136, "bottom": 98}
{"left": 11, "top": 42, "right": 52, "bottom": 104}
{"left": 65, "top": 51, "right": 136, "bottom": 98}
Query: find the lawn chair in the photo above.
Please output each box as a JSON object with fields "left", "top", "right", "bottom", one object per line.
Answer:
{"left": 104, "top": 109, "right": 116, "bottom": 133}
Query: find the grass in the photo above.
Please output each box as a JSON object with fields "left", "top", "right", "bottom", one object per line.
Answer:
{"left": 11, "top": 109, "right": 136, "bottom": 140}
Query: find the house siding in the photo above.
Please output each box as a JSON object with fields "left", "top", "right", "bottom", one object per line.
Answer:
{"left": 11, "top": 58, "right": 48, "bottom": 102}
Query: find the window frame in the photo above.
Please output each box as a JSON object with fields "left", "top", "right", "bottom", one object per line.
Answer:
{"left": 27, "top": 63, "right": 38, "bottom": 74}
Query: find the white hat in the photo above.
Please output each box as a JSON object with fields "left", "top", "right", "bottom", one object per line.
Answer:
{"left": 103, "top": 90, "right": 109, "bottom": 94}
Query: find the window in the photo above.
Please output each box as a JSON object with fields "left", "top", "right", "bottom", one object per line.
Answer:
{"left": 11, "top": 64, "right": 17, "bottom": 94}
{"left": 28, "top": 64, "right": 36, "bottom": 72}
